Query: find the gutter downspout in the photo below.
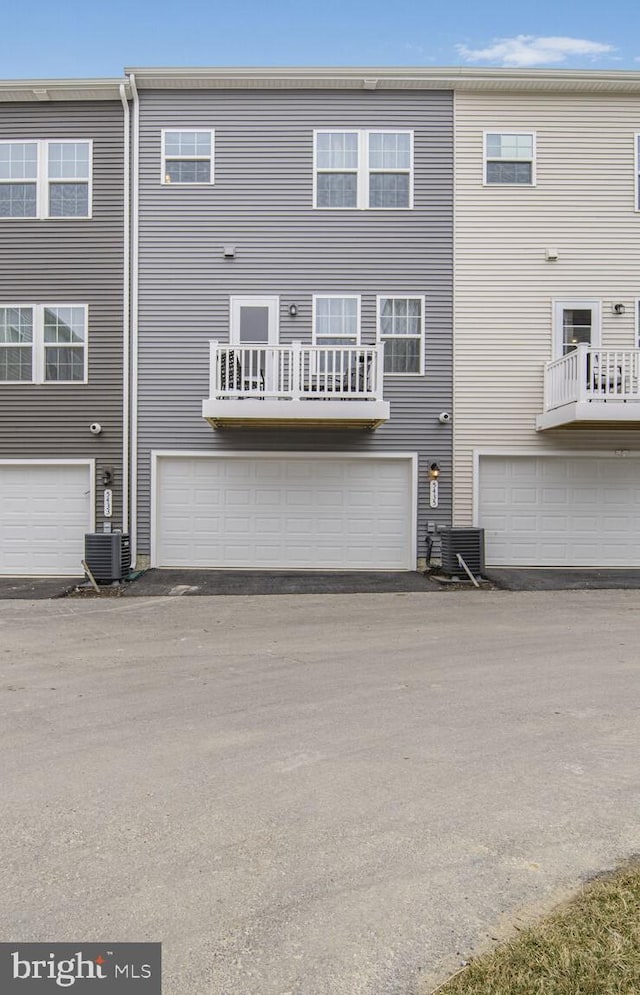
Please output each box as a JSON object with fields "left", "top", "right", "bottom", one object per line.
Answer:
{"left": 128, "top": 72, "right": 140, "bottom": 568}
{"left": 119, "top": 82, "right": 130, "bottom": 536}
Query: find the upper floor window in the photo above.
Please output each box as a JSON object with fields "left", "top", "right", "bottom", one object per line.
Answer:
{"left": 314, "top": 130, "right": 413, "bottom": 209}
{"left": 0, "top": 304, "right": 87, "bottom": 383}
{"left": 377, "top": 296, "right": 424, "bottom": 374}
{"left": 484, "top": 132, "right": 535, "bottom": 186}
{"left": 161, "top": 130, "right": 214, "bottom": 184}
{"left": 0, "top": 140, "right": 91, "bottom": 218}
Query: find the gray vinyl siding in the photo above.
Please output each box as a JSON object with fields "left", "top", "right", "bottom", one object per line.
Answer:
{"left": 136, "top": 88, "right": 453, "bottom": 560}
{"left": 0, "top": 101, "right": 125, "bottom": 529}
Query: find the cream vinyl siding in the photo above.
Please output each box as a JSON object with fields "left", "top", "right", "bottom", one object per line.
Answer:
{"left": 453, "top": 91, "right": 640, "bottom": 524}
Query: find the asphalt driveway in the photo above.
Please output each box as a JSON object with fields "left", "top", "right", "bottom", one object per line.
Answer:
{"left": 1, "top": 591, "right": 639, "bottom": 994}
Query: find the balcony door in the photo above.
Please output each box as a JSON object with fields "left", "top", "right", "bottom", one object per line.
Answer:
{"left": 230, "top": 296, "right": 279, "bottom": 393}
{"left": 552, "top": 300, "right": 601, "bottom": 358}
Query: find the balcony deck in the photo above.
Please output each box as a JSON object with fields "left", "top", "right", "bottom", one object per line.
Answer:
{"left": 536, "top": 345, "right": 640, "bottom": 430}
{"left": 202, "top": 342, "right": 390, "bottom": 428}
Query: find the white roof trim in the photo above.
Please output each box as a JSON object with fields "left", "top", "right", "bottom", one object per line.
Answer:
{"left": 0, "top": 79, "right": 130, "bottom": 102}
{"left": 124, "top": 66, "right": 640, "bottom": 93}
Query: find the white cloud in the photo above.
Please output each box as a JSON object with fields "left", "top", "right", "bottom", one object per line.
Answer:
{"left": 456, "top": 35, "right": 615, "bottom": 68}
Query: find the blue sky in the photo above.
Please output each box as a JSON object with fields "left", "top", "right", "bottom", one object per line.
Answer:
{"left": 2, "top": 0, "right": 638, "bottom": 78}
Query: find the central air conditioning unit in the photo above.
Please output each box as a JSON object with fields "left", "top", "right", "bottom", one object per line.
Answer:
{"left": 84, "top": 532, "right": 131, "bottom": 582}
{"left": 439, "top": 527, "right": 485, "bottom": 577}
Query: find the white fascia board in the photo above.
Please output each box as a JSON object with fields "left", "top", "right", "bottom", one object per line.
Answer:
{"left": 202, "top": 399, "right": 391, "bottom": 424}
{"left": 0, "top": 79, "right": 131, "bottom": 102}
{"left": 536, "top": 402, "right": 640, "bottom": 431}
{"left": 125, "top": 66, "right": 640, "bottom": 94}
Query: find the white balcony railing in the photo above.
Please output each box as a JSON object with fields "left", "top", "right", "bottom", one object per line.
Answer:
{"left": 208, "top": 341, "right": 385, "bottom": 402}
{"left": 544, "top": 345, "right": 640, "bottom": 411}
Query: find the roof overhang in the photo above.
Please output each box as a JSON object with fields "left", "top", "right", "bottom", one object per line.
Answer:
{"left": 0, "top": 79, "right": 130, "bottom": 103}
{"left": 125, "top": 66, "right": 640, "bottom": 94}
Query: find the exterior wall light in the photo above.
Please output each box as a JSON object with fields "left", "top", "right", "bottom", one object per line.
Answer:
{"left": 429, "top": 463, "right": 440, "bottom": 480}
{"left": 289, "top": 304, "right": 298, "bottom": 317}
{"left": 613, "top": 303, "right": 626, "bottom": 315}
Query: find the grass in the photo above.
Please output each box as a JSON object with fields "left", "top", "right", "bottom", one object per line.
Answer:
{"left": 434, "top": 862, "right": 640, "bottom": 995}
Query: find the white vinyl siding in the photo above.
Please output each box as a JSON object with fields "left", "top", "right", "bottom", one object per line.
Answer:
{"left": 0, "top": 140, "right": 91, "bottom": 218}
{"left": 0, "top": 304, "right": 87, "bottom": 384}
{"left": 161, "top": 129, "right": 214, "bottom": 184}
{"left": 454, "top": 92, "right": 640, "bottom": 527}
{"left": 314, "top": 129, "right": 413, "bottom": 209}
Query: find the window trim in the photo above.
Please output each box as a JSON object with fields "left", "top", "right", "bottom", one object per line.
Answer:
{"left": 312, "top": 294, "right": 362, "bottom": 345}
{"left": 483, "top": 130, "right": 536, "bottom": 187}
{"left": 313, "top": 129, "right": 414, "bottom": 210}
{"left": 376, "top": 294, "right": 425, "bottom": 376}
{"left": 552, "top": 299, "right": 601, "bottom": 360}
{"left": 160, "top": 129, "right": 215, "bottom": 186}
{"left": 636, "top": 298, "right": 640, "bottom": 347}
{"left": 0, "top": 139, "right": 92, "bottom": 220}
{"left": 0, "top": 303, "right": 88, "bottom": 384}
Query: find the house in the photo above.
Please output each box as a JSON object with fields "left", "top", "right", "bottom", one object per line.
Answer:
{"left": 452, "top": 68, "right": 640, "bottom": 567}
{"left": 7, "top": 65, "right": 640, "bottom": 578}
{"left": 127, "top": 68, "right": 453, "bottom": 571}
{"left": 0, "top": 77, "right": 130, "bottom": 576}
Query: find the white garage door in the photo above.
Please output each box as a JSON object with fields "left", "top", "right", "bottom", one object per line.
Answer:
{"left": 155, "top": 454, "right": 414, "bottom": 570}
{"left": 479, "top": 456, "right": 640, "bottom": 566}
{"left": 0, "top": 463, "right": 93, "bottom": 576}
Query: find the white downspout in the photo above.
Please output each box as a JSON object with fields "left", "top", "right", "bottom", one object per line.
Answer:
{"left": 119, "top": 82, "right": 130, "bottom": 536}
{"left": 128, "top": 72, "right": 140, "bottom": 568}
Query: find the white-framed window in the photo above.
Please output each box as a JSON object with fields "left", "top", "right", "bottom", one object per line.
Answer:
{"left": 161, "top": 130, "right": 215, "bottom": 185}
{"left": 552, "top": 300, "right": 601, "bottom": 359}
{"left": 0, "top": 304, "right": 88, "bottom": 383}
{"left": 484, "top": 131, "right": 535, "bottom": 186}
{"left": 0, "top": 140, "right": 92, "bottom": 218}
{"left": 314, "top": 130, "right": 413, "bottom": 209}
{"left": 377, "top": 296, "right": 425, "bottom": 374}
{"left": 312, "top": 295, "right": 361, "bottom": 376}
{"left": 312, "top": 295, "right": 361, "bottom": 345}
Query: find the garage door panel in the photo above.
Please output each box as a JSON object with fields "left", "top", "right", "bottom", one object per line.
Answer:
{"left": 0, "top": 464, "right": 91, "bottom": 576}
{"left": 156, "top": 456, "right": 413, "bottom": 570}
{"left": 480, "top": 456, "right": 640, "bottom": 566}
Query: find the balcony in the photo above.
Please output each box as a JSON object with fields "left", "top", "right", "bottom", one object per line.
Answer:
{"left": 202, "top": 341, "right": 390, "bottom": 429}
{"left": 536, "top": 345, "right": 640, "bottom": 430}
